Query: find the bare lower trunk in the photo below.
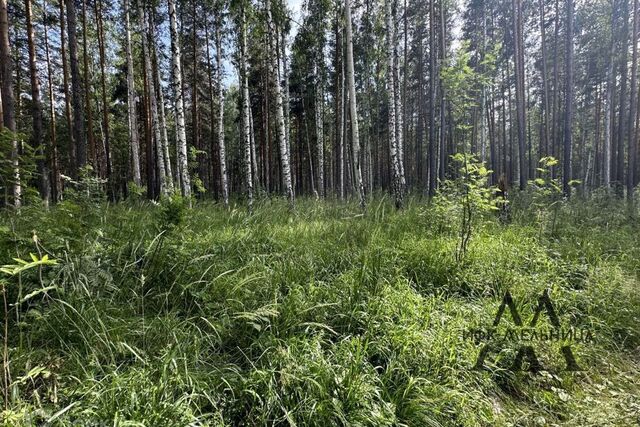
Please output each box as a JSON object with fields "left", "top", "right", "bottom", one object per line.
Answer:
{"left": 153, "top": 43, "right": 174, "bottom": 193}
{"left": 26, "top": 0, "right": 48, "bottom": 204}
{"left": 314, "top": 62, "right": 325, "bottom": 198}
{"left": 168, "top": 0, "right": 191, "bottom": 198}
{"left": 44, "top": 0, "right": 61, "bottom": 202}
{"left": 239, "top": 6, "right": 253, "bottom": 211}
{"left": 1, "top": 0, "right": 19, "bottom": 207}
{"left": 141, "top": 5, "right": 167, "bottom": 196}
{"left": 216, "top": 23, "right": 229, "bottom": 207}
{"left": 66, "top": 0, "right": 86, "bottom": 173}
{"left": 124, "top": 0, "right": 141, "bottom": 186}
{"left": 266, "top": 0, "right": 294, "bottom": 208}
{"left": 345, "top": 0, "right": 365, "bottom": 209}
{"left": 386, "top": 0, "right": 402, "bottom": 209}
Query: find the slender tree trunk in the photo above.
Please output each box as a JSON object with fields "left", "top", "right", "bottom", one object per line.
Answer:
{"left": 539, "top": 0, "right": 550, "bottom": 162}
{"left": 239, "top": 4, "right": 253, "bottom": 211}
{"left": 314, "top": 61, "right": 325, "bottom": 198}
{"left": 563, "top": 0, "right": 573, "bottom": 196}
{"left": 124, "top": 0, "right": 141, "bottom": 187}
{"left": 66, "top": 0, "right": 86, "bottom": 174}
{"left": 386, "top": 0, "right": 403, "bottom": 209}
{"left": 44, "top": 0, "right": 61, "bottom": 202}
{"left": 393, "top": 0, "right": 405, "bottom": 191}
{"left": 345, "top": 0, "right": 365, "bottom": 209}
{"left": 141, "top": 4, "right": 166, "bottom": 197}
{"left": 95, "top": 0, "right": 113, "bottom": 198}
{"left": 26, "top": 0, "right": 49, "bottom": 203}
{"left": 438, "top": 0, "right": 447, "bottom": 182}
{"left": 512, "top": 0, "right": 527, "bottom": 190}
{"left": 1, "top": 0, "right": 19, "bottom": 207}
{"left": 616, "top": 0, "right": 629, "bottom": 194}
{"left": 59, "top": 0, "right": 74, "bottom": 172}
{"left": 168, "top": 0, "right": 191, "bottom": 198}
{"left": 551, "top": 0, "right": 560, "bottom": 178}
{"left": 215, "top": 20, "right": 229, "bottom": 207}
{"left": 266, "top": 0, "right": 294, "bottom": 207}
{"left": 81, "top": 0, "right": 96, "bottom": 172}
{"left": 628, "top": 0, "right": 639, "bottom": 199}
{"left": 428, "top": 0, "right": 437, "bottom": 196}
{"left": 281, "top": 30, "right": 291, "bottom": 167}
{"left": 152, "top": 36, "right": 174, "bottom": 192}
{"left": 334, "top": 4, "right": 345, "bottom": 200}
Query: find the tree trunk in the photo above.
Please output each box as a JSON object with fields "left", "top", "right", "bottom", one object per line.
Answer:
{"left": 25, "top": 0, "right": 48, "bottom": 203}
{"left": 124, "top": 0, "right": 141, "bottom": 187}
{"left": 386, "top": 0, "right": 403, "bottom": 209}
{"left": 0, "top": 0, "right": 19, "bottom": 207}
{"left": 334, "top": 4, "right": 345, "bottom": 200}
{"left": 215, "top": 20, "right": 229, "bottom": 207}
{"left": 512, "top": 0, "right": 527, "bottom": 190}
{"left": 141, "top": 4, "right": 167, "bottom": 197}
{"left": 344, "top": 0, "right": 365, "bottom": 209}
{"left": 539, "top": 0, "right": 550, "bottom": 163}
{"left": 168, "top": 0, "right": 191, "bottom": 198}
{"left": 563, "top": 0, "right": 573, "bottom": 196}
{"left": 67, "top": 0, "right": 86, "bottom": 173}
{"left": 59, "top": 0, "right": 74, "bottom": 172}
{"left": 314, "top": 61, "right": 325, "bottom": 198}
{"left": 44, "top": 0, "right": 61, "bottom": 202}
{"left": 266, "top": 0, "right": 294, "bottom": 207}
{"left": 627, "top": 0, "right": 639, "bottom": 199}
{"left": 428, "top": 0, "right": 437, "bottom": 196}
{"left": 152, "top": 36, "right": 174, "bottom": 193}
{"left": 95, "top": 0, "right": 112, "bottom": 198}
{"left": 239, "top": 4, "right": 253, "bottom": 211}
{"left": 81, "top": 0, "right": 96, "bottom": 172}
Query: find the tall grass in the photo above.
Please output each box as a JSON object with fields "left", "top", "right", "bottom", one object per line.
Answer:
{"left": 0, "top": 194, "right": 638, "bottom": 426}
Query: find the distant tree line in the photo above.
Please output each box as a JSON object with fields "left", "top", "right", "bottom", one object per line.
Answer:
{"left": 0, "top": 0, "right": 639, "bottom": 210}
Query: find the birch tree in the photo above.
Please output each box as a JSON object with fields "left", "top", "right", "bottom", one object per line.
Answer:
{"left": 238, "top": 1, "right": 253, "bottom": 211}
{"left": 169, "top": 0, "right": 191, "bottom": 198}
{"left": 386, "top": 0, "right": 403, "bottom": 209}
{"left": 266, "top": 0, "right": 294, "bottom": 208}
{"left": 345, "top": 0, "right": 365, "bottom": 209}
{"left": 215, "top": 11, "right": 229, "bottom": 208}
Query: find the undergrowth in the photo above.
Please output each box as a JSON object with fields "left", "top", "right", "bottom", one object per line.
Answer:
{"left": 0, "top": 194, "right": 638, "bottom": 426}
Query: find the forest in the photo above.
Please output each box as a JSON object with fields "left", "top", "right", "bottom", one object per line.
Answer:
{"left": 0, "top": 0, "right": 639, "bottom": 425}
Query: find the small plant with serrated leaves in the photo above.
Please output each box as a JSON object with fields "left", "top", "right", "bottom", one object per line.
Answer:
{"left": 529, "top": 156, "right": 571, "bottom": 238}
{"left": 447, "top": 153, "right": 498, "bottom": 262}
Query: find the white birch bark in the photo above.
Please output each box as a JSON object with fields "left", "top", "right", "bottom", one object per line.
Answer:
{"left": 345, "top": 0, "right": 365, "bottom": 209}
{"left": 266, "top": 0, "right": 294, "bottom": 207}
{"left": 239, "top": 5, "right": 253, "bottom": 211}
{"left": 386, "top": 0, "right": 402, "bottom": 209}
{"left": 154, "top": 49, "right": 174, "bottom": 193}
{"left": 216, "top": 22, "right": 229, "bottom": 207}
{"left": 168, "top": 0, "right": 191, "bottom": 198}
{"left": 314, "top": 61, "right": 325, "bottom": 198}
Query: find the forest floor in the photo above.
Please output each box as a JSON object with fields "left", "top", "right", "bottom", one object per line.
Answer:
{"left": 0, "top": 194, "right": 639, "bottom": 426}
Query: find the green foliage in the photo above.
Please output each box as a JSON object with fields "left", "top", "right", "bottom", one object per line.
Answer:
{"left": 158, "top": 193, "right": 187, "bottom": 231}
{"left": 0, "top": 198, "right": 638, "bottom": 426}
{"left": 433, "top": 154, "right": 497, "bottom": 262}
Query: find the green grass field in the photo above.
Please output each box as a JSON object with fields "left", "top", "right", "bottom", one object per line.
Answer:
{"left": 1, "top": 194, "right": 639, "bottom": 426}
